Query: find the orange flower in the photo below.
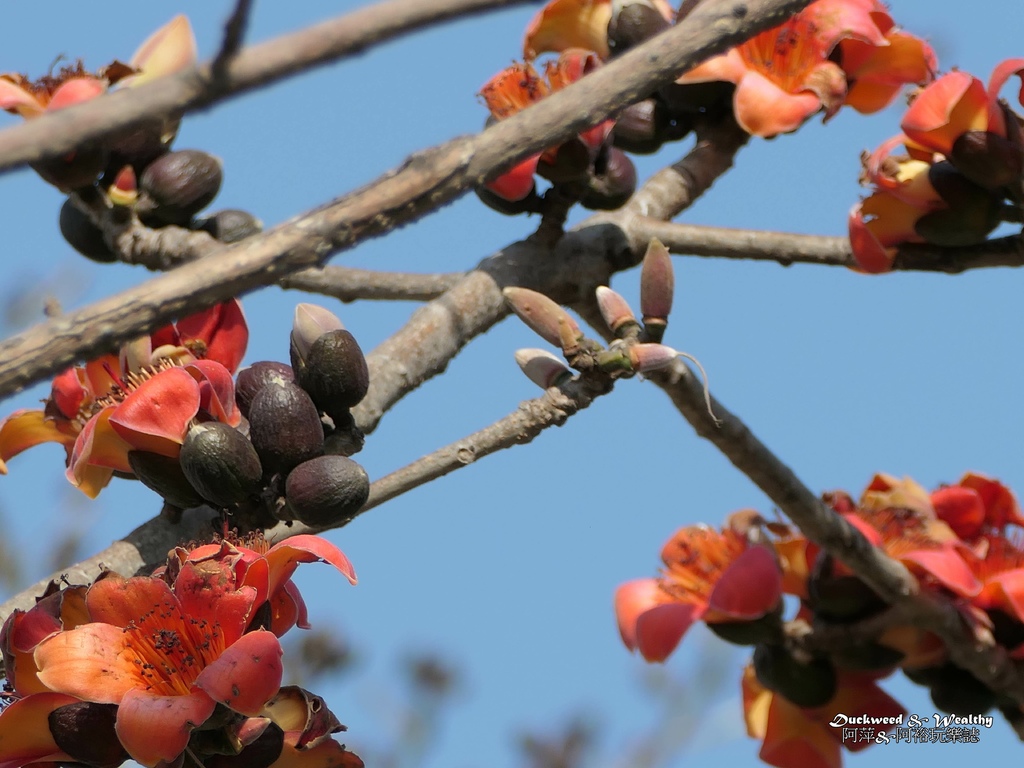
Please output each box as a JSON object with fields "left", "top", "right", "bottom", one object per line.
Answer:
{"left": 742, "top": 663, "right": 904, "bottom": 768}
{"left": 0, "top": 299, "right": 248, "bottom": 497}
{"left": 164, "top": 534, "right": 358, "bottom": 637}
{"left": 479, "top": 49, "right": 613, "bottom": 201}
{"left": 677, "top": 0, "right": 933, "bottom": 137}
{"left": 31, "top": 559, "right": 283, "bottom": 767}
{"left": 902, "top": 58, "right": 1024, "bottom": 157}
{"left": 0, "top": 15, "right": 195, "bottom": 119}
{"left": 615, "top": 526, "right": 782, "bottom": 661}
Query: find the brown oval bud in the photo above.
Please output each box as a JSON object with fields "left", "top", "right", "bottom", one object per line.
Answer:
{"left": 928, "top": 663, "right": 995, "bottom": 716}
{"left": 196, "top": 208, "right": 263, "bottom": 243}
{"left": 31, "top": 145, "right": 107, "bottom": 192}
{"left": 248, "top": 380, "right": 324, "bottom": 475}
{"left": 299, "top": 329, "right": 370, "bottom": 415}
{"left": 235, "top": 361, "right": 295, "bottom": 419}
{"left": 580, "top": 147, "right": 636, "bottom": 210}
{"left": 128, "top": 449, "right": 207, "bottom": 510}
{"left": 140, "top": 149, "right": 223, "bottom": 225}
{"left": 706, "top": 604, "right": 783, "bottom": 646}
{"left": 536, "top": 139, "right": 593, "bottom": 184}
{"left": 475, "top": 183, "right": 541, "bottom": 216}
{"left": 285, "top": 455, "right": 370, "bottom": 527}
{"left": 179, "top": 422, "right": 263, "bottom": 507}
{"left": 503, "top": 287, "right": 583, "bottom": 348}
{"left": 640, "top": 238, "right": 673, "bottom": 340}
{"left": 613, "top": 98, "right": 669, "bottom": 154}
{"left": 595, "top": 286, "right": 639, "bottom": 335}
{"left": 59, "top": 199, "right": 117, "bottom": 263}
{"left": 49, "top": 702, "right": 128, "bottom": 768}
{"left": 949, "top": 130, "right": 1024, "bottom": 190}
{"left": 608, "top": 1, "right": 671, "bottom": 56}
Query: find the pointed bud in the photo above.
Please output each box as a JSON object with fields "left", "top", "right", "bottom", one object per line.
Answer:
{"left": 595, "top": 286, "right": 639, "bottom": 335}
{"left": 291, "top": 303, "right": 345, "bottom": 366}
{"left": 503, "top": 287, "right": 582, "bottom": 348}
{"left": 628, "top": 343, "right": 679, "bottom": 373}
{"left": 108, "top": 165, "right": 137, "bottom": 207}
{"left": 640, "top": 238, "right": 673, "bottom": 342}
{"left": 514, "top": 349, "right": 573, "bottom": 389}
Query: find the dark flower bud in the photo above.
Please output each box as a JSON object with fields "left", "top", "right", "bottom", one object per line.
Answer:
{"left": 831, "top": 642, "right": 905, "bottom": 672}
{"left": 49, "top": 701, "right": 129, "bottom": 768}
{"left": 809, "top": 554, "right": 888, "bottom": 623}
{"left": 536, "top": 139, "right": 594, "bottom": 184}
{"left": 59, "top": 199, "right": 117, "bottom": 263}
{"left": 753, "top": 643, "right": 838, "bottom": 708}
{"left": 706, "top": 604, "right": 783, "bottom": 646}
{"left": 235, "top": 361, "right": 295, "bottom": 419}
{"left": 949, "top": 130, "right": 1024, "bottom": 190}
{"left": 31, "top": 144, "right": 108, "bottom": 192}
{"left": 178, "top": 422, "right": 263, "bottom": 507}
{"left": 139, "top": 149, "right": 223, "bottom": 225}
{"left": 248, "top": 380, "right": 324, "bottom": 475}
{"left": 300, "top": 330, "right": 370, "bottom": 417}
{"left": 608, "top": 1, "right": 671, "bottom": 56}
{"left": 928, "top": 663, "right": 995, "bottom": 716}
{"left": 580, "top": 147, "right": 637, "bottom": 210}
{"left": 128, "top": 449, "right": 207, "bottom": 510}
{"left": 613, "top": 98, "right": 669, "bottom": 154}
{"left": 285, "top": 455, "right": 370, "bottom": 528}
{"left": 195, "top": 208, "right": 264, "bottom": 243}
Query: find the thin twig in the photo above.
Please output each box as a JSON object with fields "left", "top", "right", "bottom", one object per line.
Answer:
{"left": 211, "top": 0, "right": 255, "bottom": 86}
{"left": 279, "top": 266, "right": 466, "bottom": 302}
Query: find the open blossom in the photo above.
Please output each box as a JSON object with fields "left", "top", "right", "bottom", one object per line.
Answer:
{"left": 676, "top": 0, "right": 935, "bottom": 137}
{"left": 615, "top": 525, "right": 782, "bottom": 661}
{"left": 0, "top": 534, "right": 360, "bottom": 768}
{"left": 0, "top": 299, "right": 247, "bottom": 497}
{"left": 0, "top": 15, "right": 195, "bottom": 119}
{"left": 479, "top": 49, "right": 613, "bottom": 201}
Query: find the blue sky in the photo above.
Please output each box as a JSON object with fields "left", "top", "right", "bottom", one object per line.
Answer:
{"left": 1, "top": 2, "right": 1023, "bottom": 766}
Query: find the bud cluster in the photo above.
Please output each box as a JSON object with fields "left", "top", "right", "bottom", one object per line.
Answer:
{"left": 505, "top": 239, "right": 702, "bottom": 391}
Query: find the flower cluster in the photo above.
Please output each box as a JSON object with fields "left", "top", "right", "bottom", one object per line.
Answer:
{"left": 0, "top": 534, "right": 362, "bottom": 768}
{"left": 0, "top": 302, "right": 372, "bottom": 533}
{"left": 475, "top": 0, "right": 933, "bottom": 214}
{"left": 615, "top": 471, "right": 1024, "bottom": 768}
{"left": 849, "top": 59, "right": 1024, "bottom": 272}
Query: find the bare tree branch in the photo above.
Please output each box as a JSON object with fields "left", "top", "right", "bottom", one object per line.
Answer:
{"left": 634, "top": 219, "right": 1024, "bottom": 271}
{"left": 211, "top": 0, "right": 256, "bottom": 86}
{"left": 0, "top": 0, "right": 813, "bottom": 402}
{"left": 0, "top": 0, "right": 538, "bottom": 176}
{"left": 279, "top": 266, "right": 466, "bottom": 302}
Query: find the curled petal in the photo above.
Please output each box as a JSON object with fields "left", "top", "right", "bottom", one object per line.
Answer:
{"left": 266, "top": 536, "right": 358, "bottom": 596}
{"left": 195, "top": 630, "right": 284, "bottom": 716}
{"left": 523, "top": 0, "right": 612, "bottom": 59}
{"left": 50, "top": 368, "right": 88, "bottom": 420}
{"left": 987, "top": 57, "right": 1024, "bottom": 117}
{"left": 0, "top": 76, "right": 45, "bottom": 117}
{"left": 901, "top": 547, "right": 981, "bottom": 597}
{"left": 115, "top": 688, "right": 216, "bottom": 768}
{"left": 615, "top": 578, "right": 699, "bottom": 661}
{"left": 676, "top": 49, "right": 749, "bottom": 86}
{"left": 186, "top": 359, "right": 241, "bottom": 426}
{"left": 486, "top": 156, "right": 539, "bottom": 202}
{"left": 109, "top": 367, "right": 200, "bottom": 456}
{"left": 176, "top": 300, "right": 249, "bottom": 373}
{"left": 0, "top": 410, "right": 76, "bottom": 473}
{"left": 960, "top": 472, "right": 1024, "bottom": 529}
{"left": 931, "top": 485, "right": 985, "bottom": 539}
{"left": 173, "top": 560, "right": 255, "bottom": 643}
{"left": 977, "top": 570, "right": 1024, "bottom": 623}
{"left": 35, "top": 623, "right": 138, "bottom": 704}
{"left": 842, "top": 32, "right": 937, "bottom": 114}
{"left": 707, "top": 545, "right": 782, "bottom": 619}
{"left": 732, "top": 70, "right": 826, "bottom": 137}
{"left": 47, "top": 78, "right": 106, "bottom": 111}
{"left": 66, "top": 407, "right": 129, "bottom": 497}
{"left": 902, "top": 71, "right": 990, "bottom": 154}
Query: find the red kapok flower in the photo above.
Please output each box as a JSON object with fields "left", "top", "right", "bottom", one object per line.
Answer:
{"left": 932, "top": 472, "right": 1024, "bottom": 540}
{"left": 677, "top": 0, "right": 933, "bottom": 137}
{"left": 479, "top": 49, "right": 613, "bottom": 201}
{"left": 33, "top": 558, "right": 283, "bottom": 767}
{"left": 0, "top": 300, "right": 247, "bottom": 497}
{"left": 166, "top": 534, "right": 358, "bottom": 637}
{"left": 615, "top": 526, "right": 782, "bottom": 661}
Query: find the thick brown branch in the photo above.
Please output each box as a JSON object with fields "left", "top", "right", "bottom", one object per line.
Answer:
{"left": 0, "top": 0, "right": 810, "bottom": 402}
{"left": 0, "top": 0, "right": 537, "bottom": 175}
{"left": 279, "top": 266, "right": 465, "bottom": 302}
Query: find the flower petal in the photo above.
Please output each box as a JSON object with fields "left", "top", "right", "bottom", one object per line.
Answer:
{"left": 0, "top": 692, "right": 80, "bottom": 768}
{"left": 0, "top": 410, "right": 76, "bottom": 473}
{"left": 194, "top": 630, "right": 284, "bottom": 716}
{"left": 732, "top": 70, "right": 824, "bottom": 137}
{"left": 707, "top": 545, "right": 782, "bottom": 619}
{"left": 902, "top": 71, "right": 990, "bottom": 155}
{"left": 266, "top": 536, "right": 358, "bottom": 597}
{"left": 0, "top": 76, "right": 44, "bottom": 118}
{"left": 173, "top": 559, "right": 256, "bottom": 644}
{"left": 109, "top": 367, "right": 200, "bottom": 456}
{"left": 34, "top": 623, "right": 138, "bottom": 703}
{"left": 486, "top": 156, "right": 539, "bottom": 202}
{"left": 115, "top": 688, "right": 216, "bottom": 768}
{"left": 176, "top": 300, "right": 249, "bottom": 373}
{"left": 523, "top": 0, "right": 612, "bottom": 59}
{"left": 125, "top": 15, "right": 198, "bottom": 87}
{"left": 47, "top": 78, "right": 106, "bottom": 111}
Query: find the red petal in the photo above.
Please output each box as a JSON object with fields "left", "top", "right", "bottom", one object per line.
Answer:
{"left": 931, "top": 485, "right": 985, "bottom": 539}
{"left": 902, "top": 71, "right": 989, "bottom": 154}
{"left": 486, "top": 156, "right": 539, "bottom": 201}
{"left": 176, "top": 300, "right": 248, "bottom": 373}
{"left": 34, "top": 623, "right": 139, "bottom": 703}
{"left": 194, "top": 630, "right": 283, "bottom": 716}
{"left": 109, "top": 367, "right": 200, "bottom": 456}
{"left": 0, "top": 410, "right": 76, "bottom": 471}
{"left": 635, "top": 602, "right": 700, "bottom": 662}
{"left": 185, "top": 360, "right": 240, "bottom": 426}
{"left": 265, "top": 536, "right": 358, "bottom": 598}
{"left": 173, "top": 560, "right": 255, "bottom": 645}
{"left": 50, "top": 368, "right": 88, "bottom": 420}
{"left": 902, "top": 546, "right": 981, "bottom": 597}
{"left": 47, "top": 78, "right": 105, "bottom": 111}
{"left": 115, "top": 688, "right": 216, "bottom": 767}
{"left": 707, "top": 545, "right": 782, "bottom": 619}
{"left": 86, "top": 573, "right": 176, "bottom": 628}
{"left": 732, "top": 70, "right": 824, "bottom": 137}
